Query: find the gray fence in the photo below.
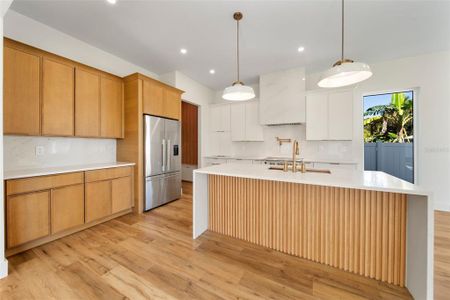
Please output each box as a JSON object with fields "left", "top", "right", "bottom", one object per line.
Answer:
{"left": 364, "top": 142, "right": 414, "bottom": 183}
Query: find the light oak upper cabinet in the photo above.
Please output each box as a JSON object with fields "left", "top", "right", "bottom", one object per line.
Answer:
{"left": 100, "top": 77, "right": 123, "bottom": 138}
{"left": 4, "top": 46, "right": 41, "bottom": 135}
{"left": 75, "top": 68, "right": 100, "bottom": 137}
{"left": 259, "top": 67, "right": 306, "bottom": 125}
{"left": 306, "top": 90, "right": 353, "bottom": 140}
{"left": 230, "top": 101, "right": 264, "bottom": 142}
{"left": 42, "top": 58, "right": 75, "bottom": 136}
{"left": 164, "top": 89, "right": 181, "bottom": 120}
{"left": 143, "top": 80, "right": 164, "bottom": 116}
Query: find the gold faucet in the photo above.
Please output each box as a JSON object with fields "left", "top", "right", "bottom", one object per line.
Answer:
{"left": 292, "top": 140, "right": 299, "bottom": 172}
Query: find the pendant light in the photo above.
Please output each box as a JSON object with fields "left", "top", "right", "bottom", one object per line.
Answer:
{"left": 318, "top": 0, "right": 372, "bottom": 88}
{"left": 222, "top": 12, "right": 255, "bottom": 101}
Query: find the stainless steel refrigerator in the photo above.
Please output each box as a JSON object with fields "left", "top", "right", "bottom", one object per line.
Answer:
{"left": 144, "top": 115, "right": 181, "bottom": 211}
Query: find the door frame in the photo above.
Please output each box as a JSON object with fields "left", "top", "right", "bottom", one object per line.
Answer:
{"left": 362, "top": 87, "right": 419, "bottom": 184}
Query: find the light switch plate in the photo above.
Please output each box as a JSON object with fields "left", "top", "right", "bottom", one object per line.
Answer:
{"left": 35, "top": 146, "right": 45, "bottom": 156}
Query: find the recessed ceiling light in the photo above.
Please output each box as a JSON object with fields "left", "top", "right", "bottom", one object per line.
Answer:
{"left": 298, "top": 46, "right": 305, "bottom": 52}
{"left": 302, "top": 77, "right": 306, "bottom": 81}
{"left": 209, "top": 69, "right": 215, "bottom": 74}
{"left": 106, "top": 0, "right": 116, "bottom": 4}
{"left": 180, "top": 48, "right": 187, "bottom": 54}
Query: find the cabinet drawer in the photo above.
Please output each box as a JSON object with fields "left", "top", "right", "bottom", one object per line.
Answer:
{"left": 6, "top": 172, "right": 84, "bottom": 196}
{"left": 85, "top": 166, "right": 132, "bottom": 183}
{"left": 7, "top": 191, "right": 50, "bottom": 248}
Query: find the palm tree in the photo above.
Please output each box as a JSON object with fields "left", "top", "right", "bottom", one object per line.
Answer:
{"left": 364, "top": 93, "right": 413, "bottom": 143}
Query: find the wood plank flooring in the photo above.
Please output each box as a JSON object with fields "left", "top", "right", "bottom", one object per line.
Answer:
{"left": 0, "top": 182, "right": 415, "bottom": 299}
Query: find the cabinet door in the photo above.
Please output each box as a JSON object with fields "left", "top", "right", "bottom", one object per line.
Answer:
{"left": 143, "top": 80, "right": 164, "bottom": 116}
{"left": 7, "top": 191, "right": 50, "bottom": 248}
{"left": 51, "top": 184, "right": 84, "bottom": 234}
{"left": 85, "top": 180, "right": 111, "bottom": 223}
{"left": 111, "top": 176, "right": 132, "bottom": 213}
{"left": 328, "top": 91, "right": 353, "bottom": 140}
{"left": 306, "top": 93, "right": 328, "bottom": 140}
{"left": 230, "top": 103, "right": 246, "bottom": 141}
{"left": 163, "top": 89, "right": 181, "bottom": 120}
{"left": 42, "top": 59, "right": 75, "bottom": 136}
{"left": 100, "top": 77, "right": 123, "bottom": 138}
{"left": 75, "top": 68, "right": 100, "bottom": 137}
{"left": 210, "top": 105, "right": 230, "bottom": 132}
{"left": 4, "top": 47, "right": 41, "bottom": 135}
{"left": 245, "top": 101, "right": 264, "bottom": 141}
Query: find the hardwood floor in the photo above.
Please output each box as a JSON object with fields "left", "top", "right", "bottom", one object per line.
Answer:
{"left": 0, "top": 181, "right": 415, "bottom": 299}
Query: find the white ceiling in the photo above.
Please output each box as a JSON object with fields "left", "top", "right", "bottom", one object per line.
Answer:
{"left": 10, "top": 0, "right": 450, "bottom": 90}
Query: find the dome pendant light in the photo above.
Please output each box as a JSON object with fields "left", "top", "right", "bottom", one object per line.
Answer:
{"left": 318, "top": 0, "right": 372, "bottom": 88}
{"left": 222, "top": 12, "right": 255, "bottom": 101}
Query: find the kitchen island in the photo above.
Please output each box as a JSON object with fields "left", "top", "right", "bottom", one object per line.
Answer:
{"left": 193, "top": 163, "right": 433, "bottom": 300}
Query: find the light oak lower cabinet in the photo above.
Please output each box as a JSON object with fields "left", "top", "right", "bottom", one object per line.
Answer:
{"left": 51, "top": 184, "right": 84, "bottom": 234}
{"left": 5, "top": 166, "right": 134, "bottom": 256}
{"left": 7, "top": 191, "right": 50, "bottom": 248}
{"left": 86, "top": 180, "right": 112, "bottom": 223}
{"left": 112, "top": 176, "right": 132, "bottom": 213}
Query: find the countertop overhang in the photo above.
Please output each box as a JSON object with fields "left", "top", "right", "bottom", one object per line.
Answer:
{"left": 4, "top": 162, "right": 136, "bottom": 180}
{"left": 194, "top": 163, "right": 429, "bottom": 196}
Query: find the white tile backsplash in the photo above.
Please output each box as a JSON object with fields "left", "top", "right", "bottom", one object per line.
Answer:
{"left": 225, "top": 124, "right": 354, "bottom": 161}
{"left": 4, "top": 136, "right": 116, "bottom": 171}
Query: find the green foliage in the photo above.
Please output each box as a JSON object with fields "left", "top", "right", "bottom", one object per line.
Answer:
{"left": 364, "top": 93, "right": 413, "bottom": 143}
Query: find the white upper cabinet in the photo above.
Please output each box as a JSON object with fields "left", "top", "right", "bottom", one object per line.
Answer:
{"left": 259, "top": 67, "right": 306, "bottom": 125}
{"left": 306, "top": 89, "right": 353, "bottom": 141}
{"left": 230, "top": 101, "right": 264, "bottom": 142}
{"left": 209, "top": 104, "right": 230, "bottom": 132}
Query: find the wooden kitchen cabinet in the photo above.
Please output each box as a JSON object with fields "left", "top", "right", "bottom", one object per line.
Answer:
{"left": 100, "top": 77, "right": 123, "bottom": 138}
{"left": 4, "top": 46, "right": 41, "bottom": 135}
{"left": 111, "top": 176, "right": 132, "bottom": 213}
{"left": 51, "top": 184, "right": 84, "bottom": 234}
{"left": 75, "top": 68, "right": 100, "bottom": 137}
{"left": 163, "top": 88, "right": 181, "bottom": 120}
{"left": 85, "top": 180, "right": 112, "bottom": 223}
{"left": 7, "top": 191, "right": 50, "bottom": 248}
{"left": 42, "top": 58, "right": 75, "bottom": 136}
{"left": 143, "top": 80, "right": 164, "bottom": 116}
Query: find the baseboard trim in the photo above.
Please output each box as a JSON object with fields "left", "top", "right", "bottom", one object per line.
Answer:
{"left": 0, "top": 258, "right": 8, "bottom": 279}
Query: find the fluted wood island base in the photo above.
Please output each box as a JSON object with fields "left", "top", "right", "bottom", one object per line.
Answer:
{"left": 193, "top": 164, "right": 433, "bottom": 300}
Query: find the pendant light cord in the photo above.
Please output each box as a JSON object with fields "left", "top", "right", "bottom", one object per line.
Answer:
{"left": 236, "top": 18, "right": 240, "bottom": 83}
{"left": 341, "top": 0, "right": 344, "bottom": 61}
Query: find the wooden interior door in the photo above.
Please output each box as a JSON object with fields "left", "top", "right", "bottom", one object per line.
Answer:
{"left": 42, "top": 58, "right": 75, "bottom": 136}
{"left": 100, "top": 77, "right": 123, "bottom": 138}
{"left": 51, "top": 184, "right": 85, "bottom": 234}
{"left": 7, "top": 191, "right": 50, "bottom": 248}
{"left": 4, "top": 46, "right": 41, "bottom": 135}
{"left": 181, "top": 101, "right": 198, "bottom": 166}
{"left": 75, "top": 68, "right": 100, "bottom": 137}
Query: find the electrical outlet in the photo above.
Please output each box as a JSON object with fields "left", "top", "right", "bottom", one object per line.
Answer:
{"left": 35, "top": 146, "right": 45, "bottom": 156}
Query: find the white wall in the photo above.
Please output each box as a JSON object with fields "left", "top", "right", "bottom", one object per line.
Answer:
{"left": 160, "top": 71, "right": 215, "bottom": 169}
{"left": 307, "top": 51, "right": 450, "bottom": 211}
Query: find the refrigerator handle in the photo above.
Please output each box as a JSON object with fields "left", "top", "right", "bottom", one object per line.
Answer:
{"left": 162, "top": 139, "right": 166, "bottom": 172}
{"left": 167, "top": 139, "right": 171, "bottom": 171}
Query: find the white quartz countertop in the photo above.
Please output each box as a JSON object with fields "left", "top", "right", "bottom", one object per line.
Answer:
{"left": 204, "top": 155, "right": 358, "bottom": 165}
{"left": 4, "top": 162, "right": 136, "bottom": 180}
{"left": 194, "top": 163, "right": 429, "bottom": 196}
